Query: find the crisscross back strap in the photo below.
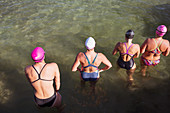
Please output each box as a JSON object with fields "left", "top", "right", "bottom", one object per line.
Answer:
{"left": 83, "top": 52, "right": 98, "bottom": 69}
{"left": 123, "top": 43, "right": 133, "bottom": 56}
{"left": 31, "top": 64, "right": 47, "bottom": 83}
{"left": 83, "top": 53, "right": 90, "bottom": 64}
{"left": 153, "top": 38, "right": 163, "bottom": 51}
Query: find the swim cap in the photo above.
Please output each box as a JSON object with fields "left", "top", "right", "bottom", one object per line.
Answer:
{"left": 85, "top": 37, "right": 96, "bottom": 50}
{"left": 156, "top": 25, "right": 167, "bottom": 37}
{"left": 31, "top": 47, "right": 45, "bottom": 62}
{"left": 125, "top": 30, "right": 134, "bottom": 39}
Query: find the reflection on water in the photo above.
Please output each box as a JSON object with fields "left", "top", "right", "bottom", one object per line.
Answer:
{"left": 0, "top": 0, "right": 170, "bottom": 113}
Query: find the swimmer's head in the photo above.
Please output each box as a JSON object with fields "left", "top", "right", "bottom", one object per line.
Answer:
{"left": 156, "top": 25, "right": 167, "bottom": 37}
{"left": 85, "top": 37, "right": 96, "bottom": 50}
{"left": 31, "top": 47, "right": 45, "bottom": 62}
{"left": 125, "top": 30, "right": 134, "bottom": 39}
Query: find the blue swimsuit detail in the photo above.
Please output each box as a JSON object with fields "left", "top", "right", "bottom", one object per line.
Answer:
{"left": 81, "top": 53, "right": 99, "bottom": 81}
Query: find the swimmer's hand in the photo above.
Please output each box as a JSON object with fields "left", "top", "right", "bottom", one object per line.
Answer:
{"left": 99, "top": 69, "right": 103, "bottom": 73}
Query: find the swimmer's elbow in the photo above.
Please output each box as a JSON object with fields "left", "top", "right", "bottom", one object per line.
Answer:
{"left": 72, "top": 68, "right": 77, "bottom": 72}
{"left": 163, "top": 52, "right": 169, "bottom": 56}
{"left": 108, "top": 64, "right": 112, "bottom": 69}
{"left": 72, "top": 69, "right": 76, "bottom": 72}
{"left": 162, "top": 49, "right": 169, "bottom": 56}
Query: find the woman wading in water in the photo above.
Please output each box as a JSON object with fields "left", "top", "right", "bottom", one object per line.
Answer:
{"left": 112, "top": 30, "right": 140, "bottom": 86}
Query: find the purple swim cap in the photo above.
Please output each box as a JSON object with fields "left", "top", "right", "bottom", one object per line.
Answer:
{"left": 156, "top": 25, "right": 167, "bottom": 37}
{"left": 31, "top": 47, "right": 45, "bottom": 62}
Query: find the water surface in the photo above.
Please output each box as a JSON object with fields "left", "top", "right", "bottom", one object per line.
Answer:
{"left": 0, "top": 0, "right": 170, "bottom": 113}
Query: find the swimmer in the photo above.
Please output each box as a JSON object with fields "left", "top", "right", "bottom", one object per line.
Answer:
{"left": 25, "top": 47, "right": 64, "bottom": 111}
{"left": 112, "top": 30, "right": 140, "bottom": 84}
{"left": 140, "top": 25, "right": 170, "bottom": 76}
{"left": 72, "top": 37, "right": 112, "bottom": 91}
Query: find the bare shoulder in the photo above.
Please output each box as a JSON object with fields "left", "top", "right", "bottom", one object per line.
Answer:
{"left": 162, "top": 39, "right": 170, "bottom": 48}
{"left": 24, "top": 65, "right": 32, "bottom": 76}
{"left": 97, "top": 53, "right": 104, "bottom": 56}
{"left": 47, "top": 62, "right": 58, "bottom": 68}
{"left": 117, "top": 42, "right": 122, "bottom": 46}
{"left": 78, "top": 52, "right": 84, "bottom": 56}
{"left": 145, "top": 38, "right": 151, "bottom": 42}
{"left": 76, "top": 52, "right": 85, "bottom": 58}
{"left": 25, "top": 65, "right": 32, "bottom": 72}
{"left": 141, "top": 38, "right": 150, "bottom": 45}
{"left": 163, "top": 39, "right": 170, "bottom": 44}
{"left": 133, "top": 43, "right": 140, "bottom": 48}
{"left": 47, "top": 63, "right": 60, "bottom": 73}
{"left": 97, "top": 53, "right": 106, "bottom": 58}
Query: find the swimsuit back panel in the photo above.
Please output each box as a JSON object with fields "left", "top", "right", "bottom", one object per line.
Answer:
{"left": 121, "top": 43, "right": 134, "bottom": 56}
{"left": 83, "top": 52, "right": 98, "bottom": 69}
{"left": 149, "top": 38, "right": 163, "bottom": 54}
{"left": 81, "top": 70, "right": 99, "bottom": 81}
{"left": 31, "top": 64, "right": 53, "bottom": 83}
{"left": 117, "top": 56, "right": 134, "bottom": 70}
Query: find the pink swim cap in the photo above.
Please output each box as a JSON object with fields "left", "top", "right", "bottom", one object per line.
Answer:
{"left": 31, "top": 47, "right": 45, "bottom": 62}
{"left": 156, "top": 25, "right": 167, "bottom": 37}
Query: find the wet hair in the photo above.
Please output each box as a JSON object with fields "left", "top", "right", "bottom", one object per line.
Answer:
{"left": 125, "top": 30, "right": 134, "bottom": 39}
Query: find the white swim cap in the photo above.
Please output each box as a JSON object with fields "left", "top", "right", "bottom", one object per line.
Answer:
{"left": 85, "top": 37, "right": 96, "bottom": 50}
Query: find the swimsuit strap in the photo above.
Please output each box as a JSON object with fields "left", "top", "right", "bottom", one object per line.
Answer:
{"left": 83, "top": 52, "right": 98, "bottom": 64}
{"left": 32, "top": 65, "right": 40, "bottom": 79}
{"left": 126, "top": 43, "right": 133, "bottom": 54}
{"left": 153, "top": 38, "right": 157, "bottom": 45}
{"left": 157, "top": 39, "right": 163, "bottom": 51}
{"left": 31, "top": 64, "right": 47, "bottom": 83}
{"left": 123, "top": 43, "right": 133, "bottom": 55}
{"left": 152, "top": 38, "right": 163, "bottom": 52}
{"left": 83, "top": 52, "right": 90, "bottom": 64}
{"left": 39, "top": 64, "right": 47, "bottom": 76}
{"left": 92, "top": 53, "right": 98, "bottom": 64}
{"left": 83, "top": 52, "right": 98, "bottom": 69}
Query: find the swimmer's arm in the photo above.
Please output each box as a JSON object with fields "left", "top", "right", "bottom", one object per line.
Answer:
{"left": 162, "top": 45, "right": 170, "bottom": 56}
{"left": 112, "top": 42, "right": 120, "bottom": 55}
{"left": 24, "top": 66, "right": 32, "bottom": 84}
{"left": 54, "top": 64, "right": 60, "bottom": 91}
{"left": 133, "top": 44, "right": 140, "bottom": 58}
{"left": 99, "top": 54, "right": 112, "bottom": 72}
{"left": 140, "top": 39, "right": 148, "bottom": 54}
{"left": 71, "top": 53, "right": 80, "bottom": 72}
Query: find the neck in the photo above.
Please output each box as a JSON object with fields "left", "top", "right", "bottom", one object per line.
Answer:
{"left": 155, "top": 33, "right": 164, "bottom": 38}
{"left": 35, "top": 60, "right": 45, "bottom": 64}
{"left": 87, "top": 49, "right": 95, "bottom": 53}
{"left": 126, "top": 39, "right": 132, "bottom": 45}
{"left": 155, "top": 36, "right": 162, "bottom": 39}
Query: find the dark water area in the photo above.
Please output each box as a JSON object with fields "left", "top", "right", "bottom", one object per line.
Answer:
{"left": 0, "top": 0, "right": 170, "bottom": 113}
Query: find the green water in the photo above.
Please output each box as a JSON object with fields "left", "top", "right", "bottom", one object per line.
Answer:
{"left": 0, "top": 0, "right": 170, "bottom": 113}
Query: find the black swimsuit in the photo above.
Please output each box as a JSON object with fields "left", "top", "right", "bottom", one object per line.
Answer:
{"left": 34, "top": 93, "right": 56, "bottom": 107}
{"left": 117, "top": 56, "right": 134, "bottom": 70}
{"left": 31, "top": 64, "right": 53, "bottom": 83}
{"left": 32, "top": 64, "right": 56, "bottom": 107}
{"left": 117, "top": 43, "right": 134, "bottom": 70}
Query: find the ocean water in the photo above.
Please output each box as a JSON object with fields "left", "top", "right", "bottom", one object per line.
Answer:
{"left": 0, "top": 0, "right": 170, "bottom": 113}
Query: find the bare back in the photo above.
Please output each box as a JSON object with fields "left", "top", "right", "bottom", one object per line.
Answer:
{"left": 113, "top": 42, "right": 140, "bottom": 61}
{"left": 72, "top": 50, "right": 112, "bottom": 73}
{"left": 141, "top": 38, "right": 170, "bottom": 60}
{"left": 79, "top": 52, "right": 102, "bottom": 72}
{"left": 25, "top": 63, "right": 60, "bottom": 99}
